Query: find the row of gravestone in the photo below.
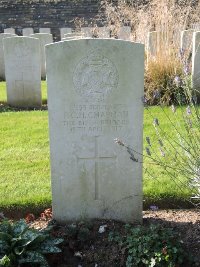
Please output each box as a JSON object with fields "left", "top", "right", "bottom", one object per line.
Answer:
{"left": 147, "top": 29, "right": 200, "bottom": 93}
{"left": 2, "top": 27, "right": 132, "bottom": 108}
{"left": 3, "top": 26, "right": 132, "bottom": 41}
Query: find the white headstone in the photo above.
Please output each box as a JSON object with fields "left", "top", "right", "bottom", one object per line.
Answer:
{"left": 60, "top": 28, "right": 72, "bottom": 39}
{"left": 81, "top": 27, "right": 93, "bottom": 38}
{"left": 192, "top": 31, "right": 200, "bottom": 93}
{"left": 118, "top": 26, "right": 131, "bottom": 40}
{"left": 180, "top": 29, "right": 194, "bottom": 52}
{"left": 30, "top": 33, "right": 53, "bottom": 79}
{"left": 4, "top": 28, "right": 15, "bottom": 34}
{"left": 0, "top": 33, "right": 16, "bottom": 80}
{"left": 62, "top": 36, "right": 83, "bottom": 41}
{"left": 64, "top": 33, "right": 82, "bottom": 38}
{"left": 46, "top": 39, "right": 144, "bottom": 223}
{"left": 3, "top": 37, "right": 41, "bottom": 107}
{"left": 39, "top": 28, "right": 51, "bottom": 34}
{"left": 22, "top": 28, "right": 34, "bottom": 36}
{"left": 147, "top": 31, "right": 157, "bottom": 58}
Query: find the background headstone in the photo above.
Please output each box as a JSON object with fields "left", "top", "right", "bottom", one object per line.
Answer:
{"left": 4, "top": 28, "right": 15, "bottom": 34}
{"left": 3, "top": 36, "right": 41, "bottom": 107}
{"left": 118, "top": 26, "right": 131, "bottom": 40}
{"left": 147, "top": 31, "right": 158, "bottom": 58}
{"left": 39, "top": 28, "right": 51, "bottom": 34}
{"left": 60, "top": 28, "right": 72, "bottom": 39}
{"left": 22, "top": 28, "right": 34, "bottom": 36}
{"left": 192, "top": 31, "right": 200, "bottom": 94}
{"left": 46, "top": 39, "right": 144, "bottom": 223}
{"left": 180, "top": 29, "right": 194, "bottom": 52}
{"left": 81, "top": 27, "right": 93, "bottom": 38}
{"left": 0, "top": 33, "right": 16, "bottom": 80}
{"left": 64, "top": 33, "right": 82, "bottom": 38}
{"left": 31, "top": 33, "right": 53, "bottom": 79}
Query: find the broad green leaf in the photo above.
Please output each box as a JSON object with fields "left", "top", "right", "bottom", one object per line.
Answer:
{"left": 0, "top": 233, "right": 12, "bottom": 243}
{"left": 0, "top": 255, "right": 11, "bottom": 267}
{"left": 18, "top": 251, "right": 49, "bottom": 266}
{"left": 40, "top": 244, "right": 62, "bottom": 254}
{"left": 12, "top": 220, "right": 28, "bottom": 236}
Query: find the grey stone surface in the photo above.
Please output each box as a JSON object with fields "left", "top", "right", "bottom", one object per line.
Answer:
{"left": 3, "top": 36, "right": 41, "bottom": 107}
{"left": 4, "top": 28, "right": 15, "bottom": 34}
{"left": 60, "top": 28, "right": 72, "bottom": 39}
{"left": 147, "top": 31, "right": 157, "bottom": 58}
{"left": 0, "top": 33, "right": 16, "bottom": 80}
{"left": 181, "top": 29, "right": 194, "bottom": 52}
{"left": 118, "top": 26, "right": 131, "bottom": 40}
{"left": 46, "top": 39, "right": 144, "bottom": 223}
{"left": 192, "top": 31, "right": 200, "bottom": 93}
{"left": 39, "top": 28, "right": 51, "bottom": 34}
{"left": 30, "top": 33, "right": 53, "bottom": 79}
{"left": 81, "top": 27, "right": 93, "bottom": 37}
{"left": 22, "top": 28, "right": 34, "bottom": 36}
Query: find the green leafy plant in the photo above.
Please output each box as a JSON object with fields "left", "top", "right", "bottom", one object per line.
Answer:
{"left": 0, "top": 219, "right": 63, "bottom": 267}
{"left": 109, "top": 224, "right": 194, "bottom": 267}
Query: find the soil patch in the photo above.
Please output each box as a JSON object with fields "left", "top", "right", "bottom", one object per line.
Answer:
{"left": 21, "top": 209, "right": 200, "bottom": 267}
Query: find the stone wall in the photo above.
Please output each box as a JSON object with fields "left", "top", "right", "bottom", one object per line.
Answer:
{"left": 0, "top": 0, "right": 103, "bottom": 41}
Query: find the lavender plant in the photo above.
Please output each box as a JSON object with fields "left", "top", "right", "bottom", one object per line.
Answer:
{"left": 115, "top": 71, "right": 200, "bottom": 207}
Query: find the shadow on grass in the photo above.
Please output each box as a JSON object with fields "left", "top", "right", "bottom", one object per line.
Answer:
{"left": 0, "top": 100, "right": 48, "bottom": 112}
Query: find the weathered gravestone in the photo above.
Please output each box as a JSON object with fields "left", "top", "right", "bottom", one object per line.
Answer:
{"left": 118, "top": 26, "right": 131, "bottom": 40}
{"left": 22, "top": 28, "right": 34, "bottom": 36}
{"left": 81, "top": 27, "right": 93, "bottom": 38}
{"left": 180, "top": 29, "right": 194, "bottom": 52}
{"left": 60, "top": 28, "right": 72, "bottom": 39}
{"left": 46, "top": 39, "right": 144, "bottom": 223}
{"left": 4, "top": 28, "right": 15, "bottom": 34}
{"left": 30, "top": 33, "right": 53, "bottom": 79}
{"left": 192, "top": 31, "right": 200, "bottom": 93}
{"left": 3, "top": 37, "right": 41, "bottom": 107}
{"left": 39, "top": 28, "right": 51, "bottom": 34}
{"left": 147, "top": 31, "right": 158, "bottom": 58}
{"left": 0, "top": 33, "right": 16, "bottom": 80}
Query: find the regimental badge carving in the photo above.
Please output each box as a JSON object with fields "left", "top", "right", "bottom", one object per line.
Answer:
{"left": 73, "top": 52, "right": 119, "bottom": 100}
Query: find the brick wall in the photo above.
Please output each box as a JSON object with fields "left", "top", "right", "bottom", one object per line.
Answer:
{"left": 0, "top": 0, "right": 104, "bottom": 41}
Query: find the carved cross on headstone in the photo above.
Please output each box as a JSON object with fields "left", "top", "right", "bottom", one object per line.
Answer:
{"left": 77, "top": 136, "right": 116, "bottom": 200}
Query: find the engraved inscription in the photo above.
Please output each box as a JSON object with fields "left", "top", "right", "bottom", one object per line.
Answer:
{"left": 63, "top": 103, "right": 129, "bottom": 134}
{"left": 73, "top": 52, "right": 118, "bottom": 100}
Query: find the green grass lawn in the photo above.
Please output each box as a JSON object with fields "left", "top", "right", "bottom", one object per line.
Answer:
{"left": 0, "top": 82, "right": 196, "bottom": 214}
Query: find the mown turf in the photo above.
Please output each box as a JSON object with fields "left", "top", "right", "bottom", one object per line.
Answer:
{"left": 0, "top": 82, "right": 197, "bottom": 213}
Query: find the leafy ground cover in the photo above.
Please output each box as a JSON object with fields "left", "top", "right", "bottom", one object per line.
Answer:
{"left": 3, "top": 208, "right": 198, "bottom": 267}
{"left": 0, "top": 82, "right": 196, "bottom": 214}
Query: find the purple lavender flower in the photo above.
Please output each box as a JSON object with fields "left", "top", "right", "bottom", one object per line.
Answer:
{"left": 186, "top": 106, "right": 192, "bottom": 115}
{"left": 141, "top": 96, "right": 148, "bottom": 105}
{"left": 184, "top": 64, "right": 190, "bottom": 75}
{"left": 160, "top": 148, "right": 165, "bottom": 157}
{"left": 153, "top": 90, "right": 160, "bottom": 99}
{"left": 146, "top": 136, "right": 151, "bottom": 146}
{"left": 114, "top": 138, "right": 125, "bottom": 146}
{"left": 150, "top": 205, "right": 159, "bottom": 211}
{"left": 145, "top": 147, "right": 151, "bottom": 156}
{"left": 153, "top": 118, "right": 159, "bottom": 126}
{"left": 171, "top": 104, "right": 176, "bottom": 113}
{"left": 179, "top": 48, "right": 184, "bottom": 59}
{"left": 174, "top": 76, "right": 181, "bottom": 87}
